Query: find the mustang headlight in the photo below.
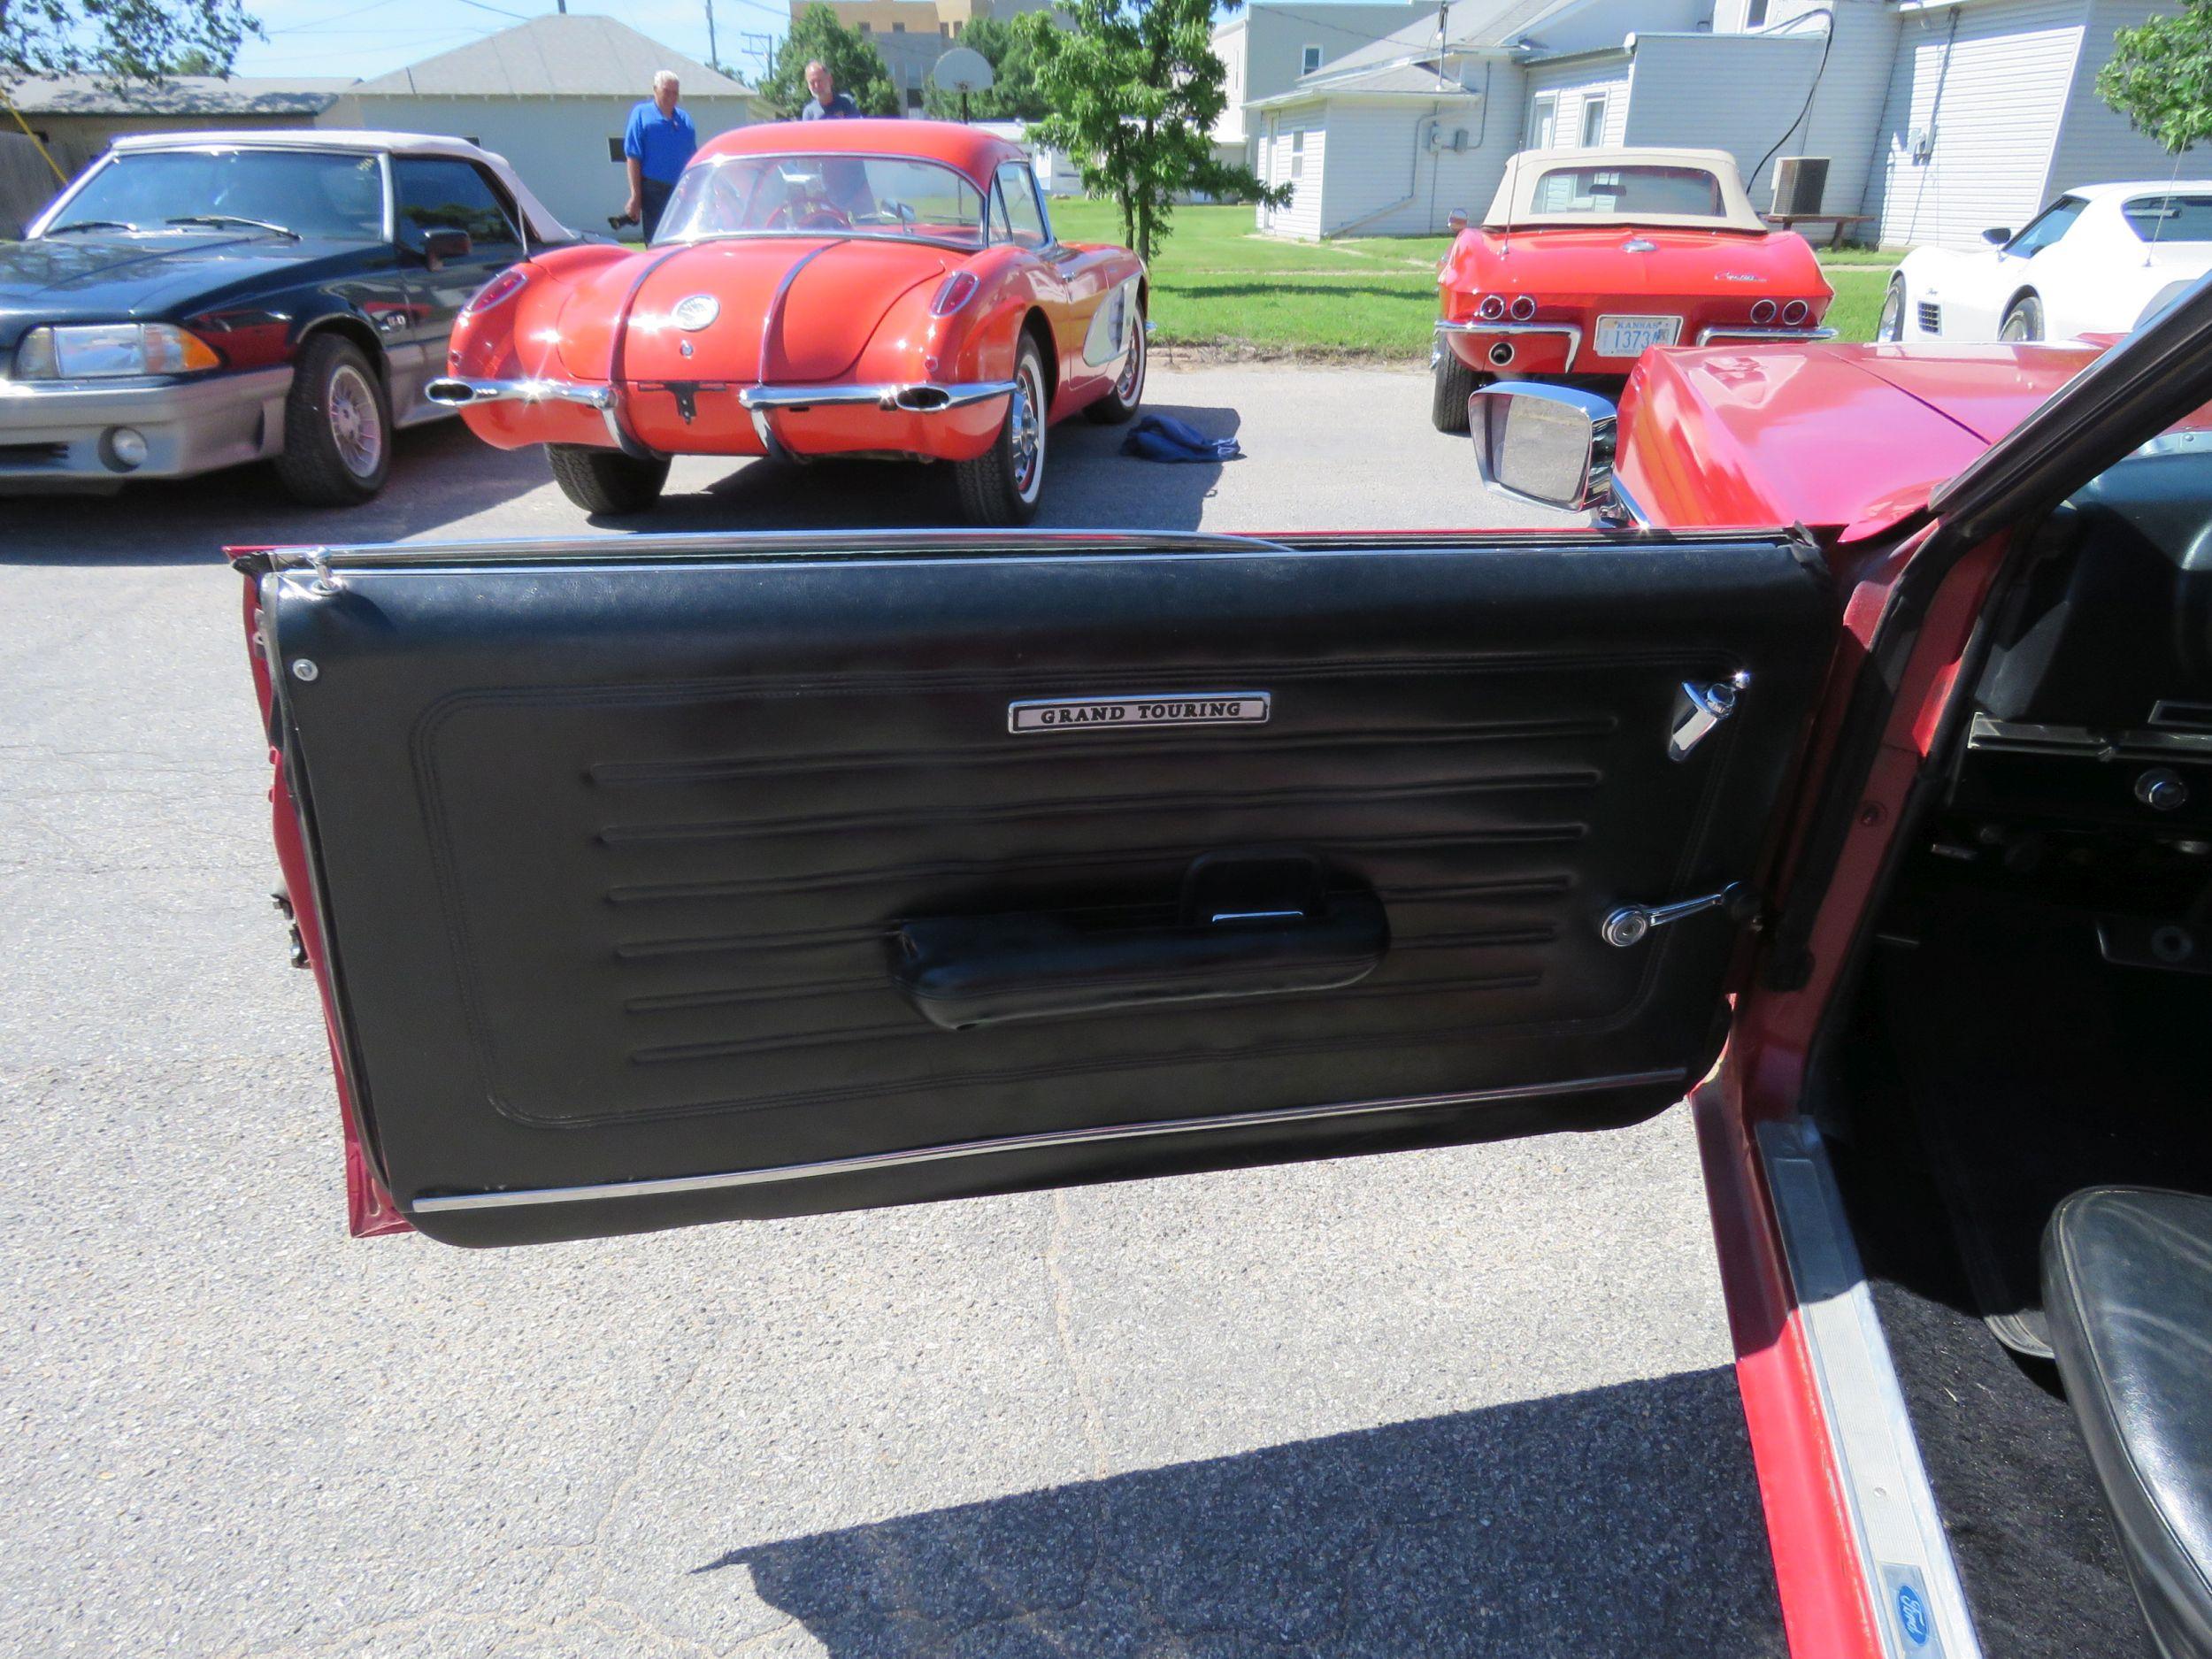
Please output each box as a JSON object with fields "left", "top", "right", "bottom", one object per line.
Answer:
{"left": 12, "top": 322, "right": 222, "bottom": 380}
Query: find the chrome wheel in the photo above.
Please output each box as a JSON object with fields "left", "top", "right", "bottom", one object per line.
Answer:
{"left": 1011, "top": 356, "right": 1045, "bottom": 504}
{"left": 327, "top": 363, "right": 384, "bottom": 480}
{"left": 1878, "top": 279, "right": 1905, "bottom": 342}
{"left": 1113, "top": 319, "right": 1145, "bottom": 404}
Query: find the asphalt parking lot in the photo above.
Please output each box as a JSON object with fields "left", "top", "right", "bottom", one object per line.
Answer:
{"left": 1, "top": 365, "right": 1781, "bottom": 1657}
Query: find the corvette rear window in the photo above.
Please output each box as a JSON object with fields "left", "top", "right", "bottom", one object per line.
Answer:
{"left": 2123, "top": 194, "right": 2212, "bottom": 242}
{"left": 655, "top": 154, "right": 988, "bottom": 247}
{"left": 1528, "top": 165, "right": 1725, "bottom": 219}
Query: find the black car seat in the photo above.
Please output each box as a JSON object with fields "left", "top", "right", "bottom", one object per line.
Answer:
{"left": 2045, "top": 1188, "right": 2212, "bottom": 1659}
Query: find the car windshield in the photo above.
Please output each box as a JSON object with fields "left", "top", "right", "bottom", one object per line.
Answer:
{"left": 654, "top": 154, "right": 987, "bottom": 247}
{"left": 47, "top": 149, "right": 386, "bottom": 241}
{"left": 1528, "top": 164, "right": 1727, "bottom": 219}
{"left": 2122, "top": 193, "right": 2212, "bottom": 242}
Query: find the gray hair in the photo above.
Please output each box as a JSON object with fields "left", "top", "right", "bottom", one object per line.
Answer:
{"left": 653, "top": 70, "right": 680, "bottom": 94}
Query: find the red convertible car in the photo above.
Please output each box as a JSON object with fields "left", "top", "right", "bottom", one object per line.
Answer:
{"left": 427, "top": 120, "right": 1147, "bottom": 525}
{"left": 237, "top": 284, "right": 2212, "bottom": 1658}
{"left": 1432, "top": 146, "right": 1834, "bottom": 430}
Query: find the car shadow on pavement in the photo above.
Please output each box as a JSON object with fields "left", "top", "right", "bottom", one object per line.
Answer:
{"left": 697, "top": 1366, "right": 1786, "bottom": 1656}
{"left": 0, "top": 420, "right": 547, "bottom": 565}
{"left": 623, "top": 403, "right": 1246, "bottom": 535}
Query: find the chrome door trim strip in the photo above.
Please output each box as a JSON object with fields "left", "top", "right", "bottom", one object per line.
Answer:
{"left": 411, "top": 1068, "right": 1686, "bottom": 1213}
{"left": 1757, "top": 1118, "right": 1984, "bottom": 1659}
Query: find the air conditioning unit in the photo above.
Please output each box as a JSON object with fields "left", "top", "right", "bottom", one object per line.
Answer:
{"left": 1772, "top": 156, "right": 1829, "bottom": 216}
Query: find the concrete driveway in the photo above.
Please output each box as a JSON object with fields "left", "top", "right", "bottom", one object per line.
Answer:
{"left": 0, "top": 365, "right": 1779, "bottom": 1657}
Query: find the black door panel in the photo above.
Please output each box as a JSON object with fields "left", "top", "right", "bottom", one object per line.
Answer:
{"left": 265, "top": 531, "right": 1830, "bottom": 1245}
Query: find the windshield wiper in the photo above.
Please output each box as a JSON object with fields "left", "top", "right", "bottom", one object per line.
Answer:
{"left": 46, "top": 219, "right": 138, "bottom": 234}
{"left": 165, "top": 214, "right": 299, "bottom": 240}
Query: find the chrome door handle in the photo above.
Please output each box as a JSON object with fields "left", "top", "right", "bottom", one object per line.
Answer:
{"left": 1601, "top": 882, "right": 1754, "bottom": 948}
{"left": 1671, "top": 674, "right": 1748, "bottom": 760}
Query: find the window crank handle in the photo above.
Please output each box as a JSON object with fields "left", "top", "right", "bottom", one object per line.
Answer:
{"left": 1601, "top": 881, "right": 1754, "bottom": 948}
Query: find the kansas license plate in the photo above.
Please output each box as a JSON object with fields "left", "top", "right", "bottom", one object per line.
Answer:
{"left": 1594, "top": 314, "right": 1683, "bottom": 357}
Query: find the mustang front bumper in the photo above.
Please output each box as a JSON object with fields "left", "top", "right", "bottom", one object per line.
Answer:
{"left": 0, "top": 366, "right": 292, "bottom": 489}
{"left": 426, "top": 375, "right": 1018, "bottom": 463}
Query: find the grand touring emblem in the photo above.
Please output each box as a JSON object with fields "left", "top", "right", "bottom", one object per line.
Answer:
{"left": 1009, "top": 693, "right": 1270, "bottom": 733}
{"left": 672, "top": 294, "right": 719, "bottom": 331}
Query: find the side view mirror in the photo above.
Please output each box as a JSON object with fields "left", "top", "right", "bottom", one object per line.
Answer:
{"left": 1447, "top": 208, "right": 1468, "bottom": 233}
{"left": 415, "top": 227, "right": 474, "bottom": 269}
{"left": 1466, "top": 381, "right": 1624, "bottom": 516}
{"left": 1982, "top": 227, "right": 2013, "bottom": 248}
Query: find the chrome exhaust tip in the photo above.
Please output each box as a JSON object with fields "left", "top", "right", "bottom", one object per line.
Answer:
{"left": 893, "top": 386, "right": 952, "bottom": 411}
{"left": 426, "top": 378, "right": 480, "bottom": 406}
{"left": 1488, "top": 342, "right": 1516, "bottom": 368}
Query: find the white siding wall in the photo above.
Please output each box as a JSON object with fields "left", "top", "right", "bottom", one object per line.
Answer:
{"left": 1762, "top": 0, "right": 1901, "bottom": 225}
{"left": 1218, "top": 4, "right": 1427, "bottom": 145}
{"left": 1256, "top": 109, "right": 1327, "bottom": 238}
{"left": 1620, "top": 35, "right": 1825, "bottom": 204}
{"left": 1865, "top": 0, "right": 2087, "bottom": 250}
{"left": 1539, "top": 0, "right": 1706, "bottom": 52}
{"left": 1522, "top": 58, "right": 1632, "bottom": 150}
{"left": 1297, "top": 88, "right": 1525, "bottom": 237}
{"left": 2045, "top": 0, "right": 2190, "bottom": 195}
{"left": 321, "top": 93, "right": 757, "bottom": 233}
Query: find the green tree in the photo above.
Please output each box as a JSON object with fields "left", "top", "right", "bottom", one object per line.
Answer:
{"left": 2, "top": 0, "right": 260, "bottom": 90}
{"left": 2098, "top": 0, "right": 2212, "bottom": 153}
{"left": 760, "top": 4, "right": 898, "bottom": 118}
{"left": 1016, "top": 0, "right": 1283, "bottom": 265}
{"left": 922, "top": 15, "right": 1045, "bottom": 122}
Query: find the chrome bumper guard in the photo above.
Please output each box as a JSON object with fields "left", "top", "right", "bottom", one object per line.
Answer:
{"left": 424, "top": 374, "right": 1017, "bottom": 465}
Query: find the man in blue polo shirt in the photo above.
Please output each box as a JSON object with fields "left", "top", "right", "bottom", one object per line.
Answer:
{"left": 622, "top": 70, "right": 697, "bottom": 241}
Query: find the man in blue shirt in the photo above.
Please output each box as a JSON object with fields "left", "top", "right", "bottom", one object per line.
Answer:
{"left": 623, "top": 71, "right": 698, "bottom": 241}
{"left": 801, "top": 60, "right": 861, "bottom": 119}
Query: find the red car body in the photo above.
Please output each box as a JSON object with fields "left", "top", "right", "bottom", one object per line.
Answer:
{"left": 234, "top": 288, "right": 2212, "bottom": 1659}
{"left": 430, "top": 119, "right": 1148, "bottom": 523}
{"left": 1432, "top": 148, "right": 1833, "bottom": 426}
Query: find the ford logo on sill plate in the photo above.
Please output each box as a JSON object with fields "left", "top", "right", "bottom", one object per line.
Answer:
{"left": 672, "top": 294, "right": 719, "bottom": 331}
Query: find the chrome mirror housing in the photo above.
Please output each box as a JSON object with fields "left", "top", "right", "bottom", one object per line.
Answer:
{"left": 1447, "top": 208, "right": 1468, "bottom": 233}
{"left": 1466, "top": 381, "right": 1624, "bottom": 515}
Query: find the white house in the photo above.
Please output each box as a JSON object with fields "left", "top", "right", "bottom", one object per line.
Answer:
{"left": 1211, "top": 2, "right": 1430, "bottom": 171}
{"left": 4, "top": 16, "right": 770, "bottom": 238}
{"left": 1248, "top": 0, "right": 2190, "bottom": 247}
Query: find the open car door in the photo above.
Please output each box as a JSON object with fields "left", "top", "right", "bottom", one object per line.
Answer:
{"left": 245, "top": 527, "right": 1831, "bottom": 1247}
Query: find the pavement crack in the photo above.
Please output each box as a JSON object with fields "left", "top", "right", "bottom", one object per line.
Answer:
{"left": 1044, "top": 1190, "right": 1110, "bottom": 1480}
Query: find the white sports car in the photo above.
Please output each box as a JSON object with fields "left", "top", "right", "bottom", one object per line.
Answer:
{"left": 1880, "top": 180, "right": 2212, "bottom": 344}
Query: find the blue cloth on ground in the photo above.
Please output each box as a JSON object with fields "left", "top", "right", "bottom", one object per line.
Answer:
{"left": 1120, "top": 415, "right": 1242, "bottom": 463}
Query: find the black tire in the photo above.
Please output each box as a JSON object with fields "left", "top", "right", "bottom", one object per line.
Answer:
{"left": 1431, "top": 343, "right": 1482, "bottom": 434}
{"left": 274, "top": 333, "right": 392, "bottom": 506}
{"left": 2001, "top": 294, "right": 2045, "bottom": 342}
{"left": 547, "top": 443, "right": 671, "bottom": 515}
{"left": 1083, "top": 302, "right": 1146, "bottom": 425}
{"left": 1879, "top": 275, "right": 1908, "bottom": 342}
{"left": 955, "top": 333, "right": 1047, "bottom": 526}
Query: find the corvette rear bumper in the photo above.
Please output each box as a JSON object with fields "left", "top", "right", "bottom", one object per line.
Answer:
{"left": 1691, "top": 326, "right": 1837, "bottom": 346}
{"left": 426, "top": 374, "right": 1018, "bottom": 463}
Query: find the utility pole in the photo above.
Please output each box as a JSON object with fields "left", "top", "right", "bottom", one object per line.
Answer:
{"left": 705, "top": 0, "right": 719, "bottom": 68}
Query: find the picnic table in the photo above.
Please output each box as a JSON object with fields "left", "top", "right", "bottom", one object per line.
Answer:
{"left": 1763, "top": 211, "right": 1877, "bottom": 249}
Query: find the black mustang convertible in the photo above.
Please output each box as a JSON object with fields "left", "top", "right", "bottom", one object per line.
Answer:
{"left": 0, "top": 130, "right": 576, "bottom": 504}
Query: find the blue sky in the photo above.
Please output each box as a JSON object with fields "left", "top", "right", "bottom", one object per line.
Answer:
{"left": 233, "top": 0, "right": 795, "bottom": 85}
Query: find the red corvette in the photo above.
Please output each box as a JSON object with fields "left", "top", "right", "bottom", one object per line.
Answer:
{"left": 1432, "top": 146, "right": 1834, "bottom": 430}
{"left": 427, "top": 120, "right": 1148, "bottom": 525}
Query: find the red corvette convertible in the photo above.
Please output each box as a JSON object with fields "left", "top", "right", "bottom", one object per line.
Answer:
{"left": 237, "top": 285, "right": 2212, "bottom": 1657}
{"left": 1432, "top": 146, "right": 1834, "bottom": 429}
{"left": 428, "top": 121, "right": 1148, "bottom": 524}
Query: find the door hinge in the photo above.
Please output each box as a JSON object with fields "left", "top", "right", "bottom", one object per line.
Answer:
{"left": 1601, "top": 881, "right": 1759, "bottom": 948}
{"left": 1671, "top": 674, "right": 1748, "bottom": 760}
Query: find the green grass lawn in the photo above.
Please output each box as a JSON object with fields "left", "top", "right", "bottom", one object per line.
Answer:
{"left": 1051, "top": 199, "right": 1897, "bottom": 357}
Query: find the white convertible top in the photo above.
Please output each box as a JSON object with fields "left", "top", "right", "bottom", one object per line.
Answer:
{"left": 94, "top": 128, "right": 576, "bottom": 243}
{"left": 1485, "top": 147, "right": 1766, "bottom": 234}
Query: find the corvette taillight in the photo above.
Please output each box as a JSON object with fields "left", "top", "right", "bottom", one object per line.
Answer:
{"left": 1781, "top": 298, "right": 1810, "bottom": 326}
{"left": 932, "top": 272, "right": 979, "bottom": 316}
{"left": 1749, "top": 298, "right": 1777, "bottom": 325}
{"left": 463, "top": 266, "right": 530, "bottom": 317}
{"left": 1476, "top": 294, "right": 1507, "bottom": 320}
{"left": 1508, "top": 294, "right": 1536, "bottom": 321}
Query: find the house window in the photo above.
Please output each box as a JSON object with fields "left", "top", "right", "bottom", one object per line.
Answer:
{"left": 906, "top": 83, "right": 925, "bottom": 111}
{"left": 1579, "top": 96, "right": 1605, "bottom": 147}
{"left": 1290, "top": 128, "right": 1304, "bottom": 181}
{"left": 1745, "top": 0, "right": 1769, "bottom": 25}
{"left": 892, "top": 19, "right": 904, "bottom": 30}
{"left": 1302, "top": 43, "right": 1323, "bottom": 74}
{"left": 1528, "top": 95, "right": 1557, "bottom": 149}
